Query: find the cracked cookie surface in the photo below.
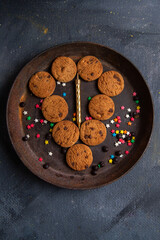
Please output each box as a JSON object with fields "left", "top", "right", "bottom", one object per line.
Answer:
{"left": 66, "top": 144, "right": 93, "bottom": 171}
{"left": 89, "top": 94, "right": 115, "bottom": 120}
{"left": 52, "top": 120, "right": 79, "bottom": 147}
{"left": 42, "top": 95, "right": 68, "bottom": 122}
{"left": 80, "top": 120, "right": 107, "bottom": 146}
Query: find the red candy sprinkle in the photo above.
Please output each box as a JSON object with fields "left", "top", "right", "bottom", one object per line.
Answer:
{"left": 117, "top": 119, "right": 121, "bottom": 123}
{"left": 130, "top": 117, "right": 134, "bottom": 122}
{"left": 125, "top": 150, "right": 129, "bottom": 155}
{"left": 110, "top": 129, "right": 115, "bottom": 133}
{"left": 30, "top": 123, "right": 34, "bottom": 128}
{"left": 40, "top": 99, "right": 43, "bottom": 103}
{"left": 128, "top": 142, "right": 132, "bottom": 146}
{"left": 27, "top": 125, "right": 31, "bottom": 129}
{"left": 133, "top": 92, "right": 137, "bottom": 96}
{"left": 120, "top": 106, "right": 125, "bottom": 110}
{"left": 35, "top": 104, "right": 40, "bottom": 108}
{"left": 85, "top": 117, "right": 89, "bottom": 120}
{"left": 115, "top": 124, "right": 120, "bottom": 128}
{"left": 36, "top": 134, "right": 40, "bottom": 138}
{"left": 40, "top": 119, "right": 44, "bottom": 124}
{"left": 117, "top": 116, "right": 121, "bottom": 119}
{"left": 89, "top": 117, "right": 92, "bottom": 120}
{"left": 38, "top": 157, "right": 43, "bottom": 162}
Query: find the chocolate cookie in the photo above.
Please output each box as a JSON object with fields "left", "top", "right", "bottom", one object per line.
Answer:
{"left": 42, "top": 95, "right": 68, "bottom": 122}
{"left": 89, "top": 94, "right": 115, "bottom": 120}
{"left": 80, "top": 120, "right": 107, "bottom": 146}
{"left": 66, "top": 144, "right": 93, "bottom": 171}
{"left": 52, "top": 120, "right": 79, "bottom": 147}
{"left": 29, "top": 71, "right": 56, "bottom": 98}
{"left": 77, "top": 56, "right": 103, "bottom": 81}
{"left": 51, "top": 56, "right": 77, "bottom": 82}
{"left": 98, "top": 71, "right": 124, "bottom": 96}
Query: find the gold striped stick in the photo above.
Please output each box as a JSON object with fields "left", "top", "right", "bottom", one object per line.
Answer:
{"left": 75, "top": 74, "right": 81, "bottom": 129}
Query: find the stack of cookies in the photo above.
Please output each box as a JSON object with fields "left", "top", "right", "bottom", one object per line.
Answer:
{"left": 29, "top": 56, "right": 124, "bottom": 172}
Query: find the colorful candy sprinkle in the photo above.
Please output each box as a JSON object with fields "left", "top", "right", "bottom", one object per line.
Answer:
{"left": 127, "top": 108, "right": 131, "bottom": 112}
{"left": 62, "top": 92, "right": 66, "bottom": 97}
{"left": 27, "top": 116, "right": 31, "bottom": 120}
{"left": 127, "top": 121, "right": 132, "bottom": 126}
{"left": 133, "top": 92, "right": 137, "bottom": 96}
{"left": 30, "top": 123, "right": 34, "bottom": 128}
{"left": 40, "top": 119, "right": 44, "bottom": 124}
{"left": 130, "top": 117, "right": 134, "bottom": 122}
{"left": 36, "top": 134, "right": 40, "bottom": 138}
{"left": 38, "top": 157, "right": 43, "bottom": 162}
{"left": 110, "top": 120, "right": 114, "bottom": 124}
{"left": 27, "top": 125, "right": 31, "bottom": 129}
{"left": 45, "top": 140, "right": 49, "bottom": 144}
{"left": 125, "top": 150, "right": 129, "bottom": 155}
{"left": 35, "top": 104, "right": 40, "bottom": 108}
{"left": 72, "top": 117, "right": 76, "bottom": 121}
{"left": 106, "top": 124, "right": 110, "bottom": 128}
{"left": 109, "top": 159, "right": 113, "bottom": 164}
{"left": 115, "top": 124, "right": 120, "bottom": 128}
{"left": 57, "top": 81, "right": 61, "bottom": 85}
{"left": 48, "top": 152, "right": 53, "bottom": 156}
{"left": 110, "top": 129, "right": 115, "bottom": 133}
{"left": 73, "top": 113, "right": 76, "bottom": 117}
{"left": 88, "top": 96, "right": 92, "bottom": 101}
{"left": 62, "top": 83, "right": 66, "bottom": 87}
{"left": 120, "top": 106, "right": 125, "bottom": 110}
{"left": 34, "top": 118, "right": 39, "bottom": 123}
{"left": 23, "top": 111, "right": 28, "bottom": 115}
{"left": 50, "top": 123, "right": 54, "bottom": 127}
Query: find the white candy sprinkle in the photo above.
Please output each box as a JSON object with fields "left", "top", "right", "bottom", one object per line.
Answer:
{"left": 23, "top": 111, "right": 28, "bottom": 115}
{"left": 26, "top": 134, "right": 30, "bottom": 139}
{"left": 34, "top": 118, "right": 39, "bottom": 123}
{"left": 62, "top": 83, "right": 66, "bottom": 86}
{"left": 48, "top": 152, "right": 53, "bottom": 156}
{"left": 125, "top": 114, "right": 130, "bottom": 118}
{"left": 110, "top": 120, "right": 114, "bottom": 124}
{"left": 57, "top": 81, "right": 61, "bottom": 85}
{"left": 106, "top": 124, "right": 110, "bottom": 128}
{"left": 127, "top": 108, "right": 131, "bottom": 112}
{"left": 122, "top": 134, "right": 126, "bottom": 139}
{"left": 114, "top": 142, "right": 119, "bottom": 147}
{"left": 119, "top": 154, "right": 123, "bottom": 158}
{"left": 126, "top": 131, "right": 130, "bottom": 135}
{"left": 118, "top": 141, "right": 122, "bottom": 145}
{"left": 44, "top": 120, "right": 48, "bottom": 124}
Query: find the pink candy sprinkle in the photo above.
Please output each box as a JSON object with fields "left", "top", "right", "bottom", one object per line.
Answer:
{"left": 38, "top": 157, "right": 43, "bottom": 162}
{"left": 117, "top": 116, "right": 121, "bottom": 120}
{"left": 35, "top": 104, "right": 40, "bottom": 108}
{"left": 27, "top": 125, "right": 31, "bottom": 129}
{"left": 30, "top": 123, "right": 34, "bottom": 128}
{"left": 40, "top": 119, "right": 44, "bottom": 124}
{"left": 89, "top": 117, "right": 92, "bottom": 120}
{"left": 128, "top": 142, "right": 132, "bottom": 146}
{"left": 115, "top": 124, "right": 120, "bottom": 128}
{"left": 130, "top": 117, "right": 134, "bottom": 122}
{"left": 125, "top": 150, "right": 129, "bottom": 155}
{"left": 120, "top": 106, "right": 125, "bottom": 110}
{"left": 121, "top": 140, "right": 125, "bottom": 144}
{"left": 117, "top": 119, "right": 121, "bottom": 123}
{"left": 85, "top": 117, "right": 89, "bottom": 120}
{"left": 40, "top": 99, "right": 43, "bottom": 103}
{"left": 36, "top": 134, "right": 40, "bottom": 138}
{"left": 110, "top": 129, "right": 115, "bottom": 133}
{"left": 119, "top": 138, "right": 123, "bottom": 143}
{"left": 136, "top": 109, "right": 140, "bottom": 113}
{"left": 133, "top": 92, "right": 137, "bottom": 96}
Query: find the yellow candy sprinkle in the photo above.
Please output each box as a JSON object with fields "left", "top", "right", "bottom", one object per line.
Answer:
{"left": 115, "top": 130, "right": 119, "bottom": 134}
{"left": 49, "top": 128, "right": 53, "bottom": 132}
{"left": 72, "top": 117, "right": 76, "bottom": 121}
{"left": 132, "top": 136, "right": 135, "bottom": 140}
{"left": 120, "top": 130, "right": 124, "bottom": 134}
{"left": 45, "top": 140, "right": 49, "bottom": 145}
{"left": 137, "top": 106, "right": 141, "bottom": 110}
{"left": 109, "top": 159, "right": 113, "bottom": 164}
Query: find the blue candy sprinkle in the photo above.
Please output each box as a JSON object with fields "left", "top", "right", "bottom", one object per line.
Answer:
{"left": 110, "top": 155, "right": 115, "bottom": 159}
{"left": 62, "top": 92, "right": 66, "bottom": 97}
{"left": 112, "top": 133, "right": 117, "bottom": 137}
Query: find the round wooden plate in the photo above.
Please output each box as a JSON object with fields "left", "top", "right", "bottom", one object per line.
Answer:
{"left": 7, "top": 42, "right": 153, "bottom": 189}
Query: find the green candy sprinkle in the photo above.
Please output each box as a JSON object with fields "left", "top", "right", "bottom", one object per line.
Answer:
{"left": 135, "top": 100, "right": 139, "bottom": 104}
{"left": 50, "top": 123, "right": 54, "bottom": 127}
{"left": 98, "top": 164, "right": 101, "bottom": 168}
{"left": 27, "top": 116, "right": 31, "bottom": 120}
{"left": 88, "top": 96, "right": 92, "bottom": 101}
{"left": 131, "top": 139, "right": 135, "bottom": 143}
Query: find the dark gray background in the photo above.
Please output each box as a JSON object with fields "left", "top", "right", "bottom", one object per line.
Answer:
{"left": 0, "top": 0, "right": 160, "bottom": 239}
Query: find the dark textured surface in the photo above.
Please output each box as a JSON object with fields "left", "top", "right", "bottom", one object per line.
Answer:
{"left": 0, "top": 0, "right": 159, "bottom": 239}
